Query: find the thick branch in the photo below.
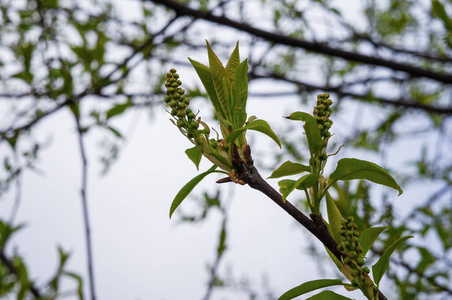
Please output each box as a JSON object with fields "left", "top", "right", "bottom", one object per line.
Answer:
{"left": 243, "top": 164, "right": 388, "bottom": 300}
{"left": 150, "top": 0, "right": 452, "bottom": 84}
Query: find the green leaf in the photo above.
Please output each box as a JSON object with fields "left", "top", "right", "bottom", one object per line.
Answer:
{"left": 188, "top": 58, "right": 226, "bottom": 121}
{"left": 306, "top": 290, "right": 353, "bottom": 300}
{"left": 226, "top": 119, "right": 281, "bottom": 147}
{"left": 372, "top": 235, "right": 413, "bottom": 286}
{"left": 169, "top": 165, "right": 217, "bottom": 218}
{"left": 64, "top": 271, "right": 85, "bottom": 300}
{"left": 359, "top": 226, "right": 390, "bottom": 257}
{"left": 329, "top": 158, "right": 403, "bottom": 195}
{"left": 232, "top": 59, "right": 248, "bottom": 128}
{"left": 217, "top": 219, "right": 227, "bottom": 256}
{"left": 278, "top": 173, "right": 318, "bottom": 201}
{"left": 325, "top": 192, "right": 343, "bottom": 244}
{"left": 106, "top": 102, "right": 130, "bottom": 119}
{"left": 185, "top": 146, "right": 202, "bottom": 170}
{"left": 287, "top": 112, "right": 323, "bottom": 156}
{"left": 432, "top": 0, "right": 452, "bottom": 30}
{"left": 268, "top": 161, "right": 311, "bottom": 179}
{"left": 225, "top": 42, "right": 240, "bottom": 84}
{"left": 416, "top": 246, "right": 436, "bottom": 273}
{"left": 107, "top": 126, "right": 123, "bottom": 138}
{"left": 206, "top": 41, "right": 231, "bottom": 118}
{"left": 278, "top": 279, "right": 344, "bottom": 300}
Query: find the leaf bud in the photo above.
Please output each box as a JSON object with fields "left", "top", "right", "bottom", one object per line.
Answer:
{"left": 176, "top": 120, "right": 184, "bottom": 127}
{"left": 173, "top": 93, "right": 181, "bottom": 100}
{"left": 171, "top": 109, "right": 177, "bottom": 116}
{"left": 164, "top": 96, "right": 171, "bottom": 103}
{"left": 344, "top": 256, "right": 350, "bottom": 264}
{"left": 357, "top": 258, "right": 365, "bottom": 266}
{"left": 187, "top": 112, "right": 195, "bottom": 120}
{"left": 203, "top": 126, "right": 210, "bottom": 135}
{"left": 166, "top": 87, "right": 175, "bottom": 94}
{"left": 171, "top": 82, "right": 179, "bottom": 88}
{"left": 169, "top": 100, "right": 178, "bottom": 108}
{"left": 363, "top": 267, "right": 370, "bottom": 274}
{"left": 170, "top": 68, "right": 177, "bottom": 74}
{"left": 190, "top": 120, "right": 198, "bottom": 129}
{"left": 350, "top": 251, "right": 358, "bottom": 258}
{"left": 210, "top": 139, "right": 217, "bottom": 148}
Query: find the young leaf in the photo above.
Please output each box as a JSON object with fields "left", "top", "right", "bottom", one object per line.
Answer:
{"left": 359, "top": 226, "right": 390, "bottom": 257}
{"left": 278, "top": 279, "right": 344, "bottom": 300}
{"left": 278, "top": 173, "right": 318, "bottom": 201}
{"left": 325, "top": 192, "right": 343, "bottom": 244}
{"left": 206, "top": 41, "right": 231, "bottom": 118}
{"left": 107, "top": 126, "right": 123, "bottom": 138}
{"left": 287, "top": 111, "right": 323, "bottom": 156}
{"left": 232, "top": 59, "right": 248, "bottom": 128}
{"left": 372, "top": 235, "right": 413, "bottom": 286}
{"left": 268, "top": 160, "right": 311, "bottom": 179}
{"left": 188, "top": 58, "right": 226, "bottom": 121}
{"left": 226, "top": 119, "right": 281, "bottom": 147}
{"left": 106, "top": 102, "right": 130, "bottom": 119}
{"left": 225, "top": 42, "right": 240, "bottom": 84}
{"left": 306, "top": 290, "right": 353, "bottom": 300}
{"left": 169, "top": 165, "right": 217, "bottom": 218}
{"left": 329, "top": 158, "right": 403, "bottom": 195}
{"left": 64, "top": 271, "right": 85, "bottom": 300}
{"left": 185, "top": 146, "right": 202, "bottom": 170}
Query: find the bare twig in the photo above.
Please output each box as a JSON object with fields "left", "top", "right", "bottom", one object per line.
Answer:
{"left": 73, "top": 106, "right": 96, "bottom": 300}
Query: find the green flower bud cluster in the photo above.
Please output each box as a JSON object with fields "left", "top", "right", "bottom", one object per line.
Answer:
{"left": 164, "top": 69, "right": 208, "bottom": 140}
{"left": 164, "top": 69, "right": 234, "bottom": 172}
{"left": 313, "top": 93, "right": 333, "bottom": 139}
{"left": 337, "top": 217, "right": 370, "bottom": 272}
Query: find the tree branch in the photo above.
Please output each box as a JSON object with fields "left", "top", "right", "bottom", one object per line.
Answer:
{"left": 73, "top": 108, "right": 97, "bottom": 300}
{"left": 149, "top": 0, "right": 452, "bottom": 84}
{"left": 243, "top": 164, "right": 389, "bottom": 300}
{"left": 251, "top": 72, "right": 452, "bottom": 115}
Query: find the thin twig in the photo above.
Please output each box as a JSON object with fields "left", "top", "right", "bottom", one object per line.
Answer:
{"left": 8, "top": 151, "right": 22, "bottom": 225}
{"left": 73, "top": 107, "right": 96, "bottom": 300}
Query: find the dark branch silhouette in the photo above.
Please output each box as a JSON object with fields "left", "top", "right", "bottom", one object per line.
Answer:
{"left": 150, "top": 0, "right": 452, "bottom": 84}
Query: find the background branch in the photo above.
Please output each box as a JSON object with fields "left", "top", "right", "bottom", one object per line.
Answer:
{"left": 150, "top": 0, "right": 452, "bottom": 84}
